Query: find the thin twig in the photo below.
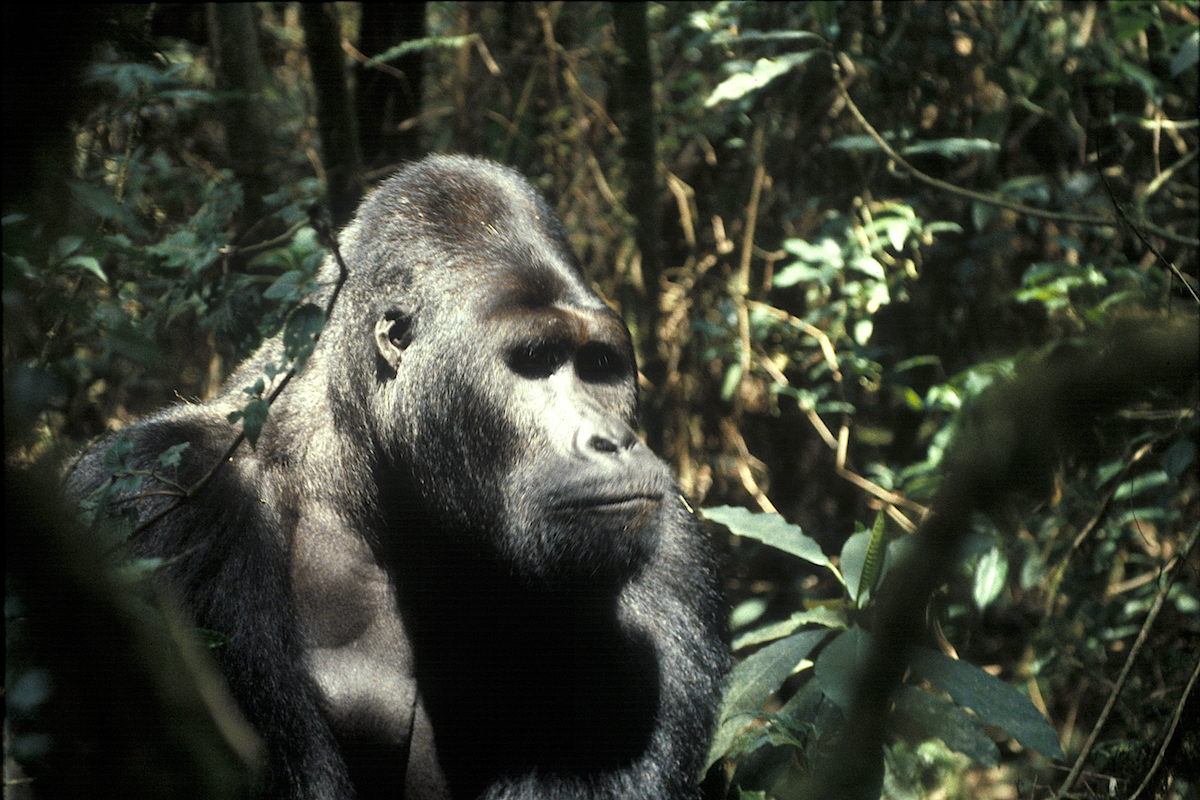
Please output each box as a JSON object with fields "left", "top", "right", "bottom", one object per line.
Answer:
{"left": 1099, "top": 169, "right": 1200, "bottom": 304}
{"left": 733, "top": 126, "right": 767, "bottom": 386}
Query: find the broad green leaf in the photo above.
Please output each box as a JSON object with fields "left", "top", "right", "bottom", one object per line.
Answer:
{"left": 156, "top": 442, "right": 191, "bottom": 469}
{"left": 264, "top": 269, "right": 307, "bottom": 300}
{"left": 706, "top": 629, "right": 830, "bottom": 769}
{"left": 51, "top": 235, "right": 84, "bottom": 261}
{"left": 814, "top": 626, "right": 870, "bottom": 710}
{"left": 1113, "top": 470, "right": 1170, "bottom": 501}
{"left": 840, "top": 528, "right": 871, "bottom": 602}
{"left": 194, "top": 628, "right": 230, "bottom": 649}
{"left": 892, "top": 686, "right": 1000, "bottom": 766}
{"left": 849, "top": 253, "right": 886, "bottom": 280}
{"left": 283, "top": 304, "right": 325, "bottom": 370}
{"left": 62, "top": 254, "right": 107, "bottom": 284}
{"left": 114, "top": 557, "right": 167, "bottom": 583}
{"left": 720, "top": 362, "right": 743, "bottom": 401}
{"left": 908, "top": 647, "right": 1064, "bottom": 761}
{"left": 1164, "top": 438, "right": 1196, "bottom": 479}
{"left": 703, "top": 506, "right": 836, "bottom": 575}
{"left": 884, "top": 220, "right": 910, "bottom": 252}
{"left": 730, "top": 597, "right": 768, "bottom": 631}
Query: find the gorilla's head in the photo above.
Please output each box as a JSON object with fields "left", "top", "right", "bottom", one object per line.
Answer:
{"left": 324, "top": 156, "right": 672, "bottom": 589}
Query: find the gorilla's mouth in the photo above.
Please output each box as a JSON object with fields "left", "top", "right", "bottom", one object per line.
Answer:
{"left": 553, "top": 493, "right": 662, "bottom": 513}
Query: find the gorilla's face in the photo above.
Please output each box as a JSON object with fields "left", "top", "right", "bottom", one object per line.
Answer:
{"left": 487, "top": 268, "right": 673, "bottom": 589}
{"left": 346, "top": 158, "right": 671, "bottom": 589}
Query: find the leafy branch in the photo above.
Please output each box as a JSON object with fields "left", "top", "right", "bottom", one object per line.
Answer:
{"left": 125, "top": 210, "right": 350, "bottom": 540}
{"left": 831, "top": 54, "right": 1200, "bottom": 250}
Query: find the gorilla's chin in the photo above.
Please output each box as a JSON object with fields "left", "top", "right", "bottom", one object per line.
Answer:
{"left": 491, "top": 496, "right": 659, "bottom": 591}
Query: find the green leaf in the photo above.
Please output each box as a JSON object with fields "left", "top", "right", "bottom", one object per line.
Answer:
{"left": 114, "top": 557, "right": 167, "bottom": 583}
{"left": 892, "top": 686, "right": 1000, "bottom": 766}
{"left": 156, "top": 442, "right": 191, "bottom": 469}
{"left": 702, "top": 506, "right": 836, "bottom": 574}
{"left": 858, "top": 512, "right": 888, "bottom": 602}
{"left": 884, "top": 220, "right": 910, "bottom": 252}
{"left": 848, "top": 254, "right": 885, "bottom": 281}
{"left": 732, "top": 607, "right": 847, "bottom": 650}
{"left": 972, "top": 546, "right": 1008, "bottom": 610}
{"left": 62, "top": 254, "right": 107, "bottom": 284}
{"left": 1170, "top": 30, "right": 1198, "bottom": 77}
{"left": 705, "top": 52, "right": 817, "bottom": 107}
{"left": 814, "top": 626, "right": 870, "bottom": 710}
{"left": 900, "top": 137, "right": 1000, "bottom": 158}
{"left": 716, "top": 30, "right": 826, "bottom": 47}
{"left": 368, "top": 34, "right": 482, "bottom": 65}
{"left": 51, "top": 235, "right": 84, "bottom": 262}
{"left": 720, "top": 362, "right": 743, "bottom": 401}
{"left": 264, "top": 269, "right": 307, "bottom": 301}
{"left": 103, "top": 436, "right": 133, "bottom": 473}
{"left": 730, "top": 597, "right": 768, "bottom": 631}
{"left": 908, "top": 647, "right": 1064, "bottom": 761}
{"left": 707, "top": 628, "right": 830, "bottom": 769}
{"left": 830, "top": 133, "right": 901, "bottom": 152}
{"left": 1113, "top": 470, "right": 1170, "bottom": 501}
{"left": 283, "top": 304, "right": 325, "bottom": 370}
{"left": 193, "top": 628, "right": 229, "bottom": 649}
{"left": 1163, "top": 438, "right": 1196, "bottom": 479}
{"left": 238, "top": 399, "right": 269, "bottom": 448}
{"left": 840, "top": 528, "right": 870, "bottom": 602}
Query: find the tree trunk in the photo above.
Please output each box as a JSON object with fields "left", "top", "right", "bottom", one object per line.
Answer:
{"left": 300, "top": 3, "right": 364, "bottom": 228}
{"left": 611, "top": 1, "right": 664, "bottom": 450}
{"left": 207, "top": 3, "right": 274, "bottom": 232}
{"left": 355, "top": 3, "right": 426, "bottom": 171}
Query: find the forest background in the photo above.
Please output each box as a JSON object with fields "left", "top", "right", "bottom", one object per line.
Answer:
{"left": 3, "top": 3, "right": 1198, "bottom": 799}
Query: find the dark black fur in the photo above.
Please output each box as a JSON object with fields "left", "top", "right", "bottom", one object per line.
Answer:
{"left": 68, "top": 155, "right": 727, "bottom": 800}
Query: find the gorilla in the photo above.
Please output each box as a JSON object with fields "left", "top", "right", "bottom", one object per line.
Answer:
{"left": 67, "top": 155, "right": 727, "bottom": 800}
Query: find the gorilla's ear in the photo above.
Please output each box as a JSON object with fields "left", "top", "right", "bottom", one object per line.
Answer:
{"left": 375, "top": 310, "right": 414, "bottom": 374}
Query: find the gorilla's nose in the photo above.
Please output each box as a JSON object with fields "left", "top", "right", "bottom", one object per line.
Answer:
{"left": 575, "top": 417, "right": 641, "bottom": 461}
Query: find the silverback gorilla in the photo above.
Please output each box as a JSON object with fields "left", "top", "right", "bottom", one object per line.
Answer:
{"left": 68, "top": 155, "right": 727, "bottom": 800}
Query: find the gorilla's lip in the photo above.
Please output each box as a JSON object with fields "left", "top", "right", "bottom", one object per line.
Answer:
{"left": 552, "top": 493, "right": 663, "bottom": 512}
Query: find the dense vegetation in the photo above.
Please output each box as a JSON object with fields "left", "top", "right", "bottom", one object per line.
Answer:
{"left": 4, "top": 3, "right": 1197, "bottom": 799}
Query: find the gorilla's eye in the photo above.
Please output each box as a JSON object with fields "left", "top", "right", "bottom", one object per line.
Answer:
{"left": 576, "top": 343, "right": 628, "bottom": 384}
{"left": 509, "top": 342, "right": 568, "bottom": 379}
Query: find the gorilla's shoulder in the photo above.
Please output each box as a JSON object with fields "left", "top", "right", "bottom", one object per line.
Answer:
{"left": 67, "top": 402, "right": 242, "bottom": 499}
